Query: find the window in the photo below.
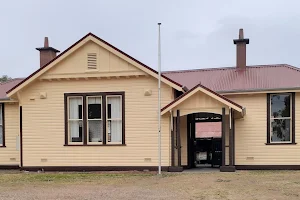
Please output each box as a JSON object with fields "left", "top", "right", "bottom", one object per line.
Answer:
{"left": 87, "top": 96, "right": 103, "bottom": 143}
{"left": 107, "top": 96, "right": 122, "bottom": 143}
{"left": 267, "top": 93, "right": 295, "bottom": 144}
{"left": 0, "top": 104, "right": 4, "bottom": 147}
{"left": 68, "top": 97, "right": 83, "bottom": 144}
{"left": 65, "top": 92, "right": 124, "bottom": 145}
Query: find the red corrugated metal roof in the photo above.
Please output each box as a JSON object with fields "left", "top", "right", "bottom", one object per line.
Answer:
{"left": 163, "top": 64, "right": 300, "bottom": 93}
{"left": 0, "top": 78, "right": 24, "bottom": 99}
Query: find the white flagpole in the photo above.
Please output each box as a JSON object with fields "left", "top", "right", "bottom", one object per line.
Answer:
{"left": 158, "top": 22, "right": 162, "bottom": 175}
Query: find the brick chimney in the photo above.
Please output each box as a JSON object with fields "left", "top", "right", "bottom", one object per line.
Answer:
{"left": 36, "top": 37, "right": 60, "bottom": 68}
{"left": 233, "top": 29, "right": 249, "bottom": 70}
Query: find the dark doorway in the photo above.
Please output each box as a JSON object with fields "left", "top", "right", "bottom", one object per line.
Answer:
{"left": 187, "top": 113, "right": 223, "bottom": 169}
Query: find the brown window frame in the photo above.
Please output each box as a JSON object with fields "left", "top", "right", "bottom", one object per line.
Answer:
{"left": 0, "top": 103, "right": 5, "bottom": 147}
{"left": 266, "top": 93, "right": 296, "bottom": 145}
{"left": 64, "top": 92, "right": 125, "bottom": 146}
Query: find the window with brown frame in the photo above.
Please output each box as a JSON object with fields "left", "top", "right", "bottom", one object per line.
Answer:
{"left": 107, "top": 95, "right": 122, "bottom": 144}
{"left": 64, "top": 92, "right": 125, "bottom": 146}
{"left": 87, "top": 96, "right": 103, "bottom": 143}
{"left": 267, "top": 93, "right": 295, "bottom": 144}
{"left": 67, "top": 96, "right": 83, "bottom": 144}
{"left": 0, "top": 103, "right": 4, "bottom": 147}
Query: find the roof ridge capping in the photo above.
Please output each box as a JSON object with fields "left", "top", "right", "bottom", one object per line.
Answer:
{"left": 283, "top": 64, "right": 300, "bottom": 72}
{"left": 162, "top": 64, "right": 297, "bottom": 74}
{"left": 163, "top": 67, "right": 236, "bottom": 74}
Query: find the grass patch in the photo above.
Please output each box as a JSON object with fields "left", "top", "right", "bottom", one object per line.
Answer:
{"left": 0, "top": 171, "right": 156, "bottom": 184}
{"left": 1, "top": 171, "right": 300, "bottom": 199}
{"left": 216, "top": 179, "right": 231, "bottom": 183}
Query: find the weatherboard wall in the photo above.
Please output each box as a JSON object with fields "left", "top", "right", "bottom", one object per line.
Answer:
{"left": 20, "top": 77, "right": 173, "bottom": 167}
{"left": 16, "top": 40, "right": 174, "bottom": 167}
{"left": 227, "top": 93, "right": 300, "bottom": 165}
{"left": 0, "top": 103, "right": 19, "bottom": 166}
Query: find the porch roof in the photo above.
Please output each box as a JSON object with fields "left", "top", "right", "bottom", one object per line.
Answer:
{"left": 161, "top": 84, "right": 244, "bottom": 115}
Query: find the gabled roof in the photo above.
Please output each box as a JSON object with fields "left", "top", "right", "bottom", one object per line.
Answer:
{"left": 7, "top": 33, "right": 183, "bottom": 97}
{"left": 163, "top": 64, "right": 300, "bottom": 93}
{"left": 0, "top": 78, "right": 24, "bottom": 100}
{"left": 161, "top": 84, "right": 243, "bottom": 115}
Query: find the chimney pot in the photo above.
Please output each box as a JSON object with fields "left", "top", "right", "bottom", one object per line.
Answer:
{"left": 44, "top": 37, "right": 49, "bottom": 47}
{"left": 233, "top": 28, "right": 249, "bottom": 70}
{"left": 239, "top": 29, "right": 244, "bottom": 39}
{"left": 36, "top": 37, "right": 60, "bottom": 68}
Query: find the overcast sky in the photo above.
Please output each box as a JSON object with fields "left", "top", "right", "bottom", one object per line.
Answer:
{"left": 1, "top": 0, "right": 300, "bottom": 78}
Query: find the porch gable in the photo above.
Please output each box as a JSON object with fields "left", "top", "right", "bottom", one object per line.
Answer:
{"left": 161, "top": 84, "right": 245, "bottom": 116}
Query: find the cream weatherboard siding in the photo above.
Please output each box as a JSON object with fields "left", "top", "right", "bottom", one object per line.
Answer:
{"left": 171, "top": 91, "right": 228, "bottom": 117}
{"left": 20, "top": 77, "right": 173, "bottom": 167}
{"left": 0, "top": 103, "right": 19, "bottom": 165}
{"left": 226, "top": 93, "right": 300, "bottom": 165}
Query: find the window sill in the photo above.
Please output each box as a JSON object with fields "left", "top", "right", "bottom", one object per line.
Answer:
{"left": 0, "top": 146, "right": 6, "bottom": 148}
{"left": 64, "top": 144, "right": 126, "bottom": 147}
{"left": 265, "top": 143, "right": 297, "bottom": 145}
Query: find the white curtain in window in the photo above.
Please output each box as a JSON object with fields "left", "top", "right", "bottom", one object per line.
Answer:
{"left": 0, "top": 105, "right": 2, "bottom": 145}
{"left": 0, "top": 126, "right": 2, "bottom": 145}
{"left": 69, "top": 97, "right": 82, "bottom": 119}
{"left": 69, "top": 97, "right": 82, "bottom": 138}
{"left": 69, "top": 121, "right": 81, "bottom": 138}
{"left": 0, "top": 104, "right": 2, "bottom": 124}
{"left": 110, "top": 121, "right": 122, "bottom": 142}
{"left": 108, "top": 96, "right": 122, "bottom": 142}
{"left": 108, "top": 96, "right": 121, "bottom": 119}
{"left": 88, "top": 97, "right": 101, "bottom": 104}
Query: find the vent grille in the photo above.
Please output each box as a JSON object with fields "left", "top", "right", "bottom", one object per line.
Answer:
{"left": 87, "top": 53, "right": 97, "bottom": 69}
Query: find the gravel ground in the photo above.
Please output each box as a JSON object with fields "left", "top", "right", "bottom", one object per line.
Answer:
{"left": 0, "top": 170, "right": 299, "bottom": 200}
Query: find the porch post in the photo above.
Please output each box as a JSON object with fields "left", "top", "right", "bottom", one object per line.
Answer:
{"left": 169, "top": 111, "right": 183, "bottom": 172}
{"left": 229, "top": 108, "right": 236, "bottom": 171}
{"left": 177, "top": 110, "right": 181, "bottom": 167}
{"left": 171, "top": 116, "right": 175, "bottom": 167}
{"left": 187, "top": 114, "right": 192, "bottom": 168}
{"left": 229, "top": 108, "right": 234, "bottom": 166}
{"left": 233, "top": 111, "right": 235, "bottom": 166}
{"left": 220, "top": 107, "right": 236, "bottom": 172}
{"left": 221, "top": 107, "right": 226, "bottom": 167}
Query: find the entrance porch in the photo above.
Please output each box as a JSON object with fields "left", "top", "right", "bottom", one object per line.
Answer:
{"left": 161, "top": 84, "right": 245, "bottom": 172}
